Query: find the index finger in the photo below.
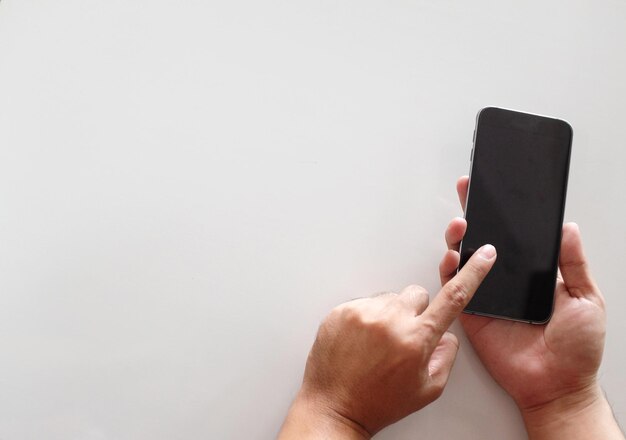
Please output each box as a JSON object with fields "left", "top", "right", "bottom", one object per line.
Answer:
{"left": 420, "top": 244, "right": 496, "bottom": 344}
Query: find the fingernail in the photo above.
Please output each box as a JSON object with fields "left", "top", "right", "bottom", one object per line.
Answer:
{"left": 478, "top": 244, "right": 496, "bottom": 260}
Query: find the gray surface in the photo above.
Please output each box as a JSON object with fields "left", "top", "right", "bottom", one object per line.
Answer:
{"left": 0, "top": 1, "right": 624, "bottom": 439}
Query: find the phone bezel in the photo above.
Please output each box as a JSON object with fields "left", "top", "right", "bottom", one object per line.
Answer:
{"left": 460, "top": 106, "right": 573, "bottom": 324}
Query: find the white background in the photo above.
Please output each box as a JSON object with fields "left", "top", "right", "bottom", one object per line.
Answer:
{"left": 0, "top": 1, "right": 624, "bottom": 439}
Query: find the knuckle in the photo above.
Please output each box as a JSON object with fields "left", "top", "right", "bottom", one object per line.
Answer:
{"left": 329, "top": 301, "right": 411, "bottom": 346}
{"left": 372, "top": 290, "right": 396, "bottom": 299}
{"left": 418, "top": 290, "right": 430, "bottom": 305}
{"left": 405, "top": 284, "right": 428, "bottom": 295}
{"left": 341, "top": 305, "right": 365, "bottom": 326}
{"left": 324, "top": 303, "right": 361, "bottom": 330}
{"left": 368, "top": 316, "right": 394, "bottom": 336}
{"left": 338, "top": 304, "right": 387, "bottom": 332}
{"left": 395, "top": 336, "right": 415, "bottom": 355}
{"left": 429, "top": 383, "right": 445, "bottom": 400}
{"left": 400, "top": 333, "right": 423, "bottom": 353}
{"left": 445, "top": 281, "right": 469, "bottom": 308}
{"left": 402, "top": 285, "right": 430, "bottom": 308}
{"left": 325, "top": 304, "right": 345, "bottom": 322}
{"left": 387, "top": 334, "right": 427, "bottom": 366}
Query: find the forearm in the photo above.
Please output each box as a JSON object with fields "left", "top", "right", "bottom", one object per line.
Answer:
{"left": 278, "top": 391, "right": 371, "bottom": 440}
{"left": 522, "top": 384, "right": 624, "bottom": 440}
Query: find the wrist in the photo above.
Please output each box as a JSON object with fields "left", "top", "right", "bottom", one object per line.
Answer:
{"left": 278, "top": 390, "right": 371, "bottom": 440}
{"left": 520, "top": 382, "right": 601, "bottom": 423}
{"left": 521, "top": 383, "right": 623, "bottom": 440}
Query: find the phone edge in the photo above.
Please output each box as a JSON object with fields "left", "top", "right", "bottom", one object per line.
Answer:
{"left": 459, "top": 106, "right": 574, "bottom": 324}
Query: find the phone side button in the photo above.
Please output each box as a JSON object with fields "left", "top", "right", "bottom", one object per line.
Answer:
{"left": 470, "top": 148, "right": 474, "bottom": 162}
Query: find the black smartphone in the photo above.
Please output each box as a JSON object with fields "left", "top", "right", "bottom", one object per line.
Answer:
{"left": 459, "top": 107, "right": 573, "bottom": 323}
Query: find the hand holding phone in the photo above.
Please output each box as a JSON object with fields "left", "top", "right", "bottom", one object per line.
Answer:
{"left": 440, "top": 177, "right": 624, "bottom": 440}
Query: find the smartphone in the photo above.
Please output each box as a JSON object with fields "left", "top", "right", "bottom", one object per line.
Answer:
{"left": 459, "top": 107, "right": 573, "bottom": 323}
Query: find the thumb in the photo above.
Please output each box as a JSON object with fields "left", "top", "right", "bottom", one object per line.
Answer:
{"left": 559, "top": 223, "right": 602, "bottom": 302}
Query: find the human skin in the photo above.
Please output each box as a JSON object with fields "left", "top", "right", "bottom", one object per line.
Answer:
{"left": 439, "top": 175, "right": 624, "bottom": 440}
{"left": 278, "top": 244, "right": 497, "bottom": 439}
{"left": 277, "top": 176, "right": 624, "bottom": 440}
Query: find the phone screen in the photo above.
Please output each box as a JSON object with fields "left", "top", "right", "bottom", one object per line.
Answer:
{"left": 460, "top": 107, "right": 572, "bottom": 323}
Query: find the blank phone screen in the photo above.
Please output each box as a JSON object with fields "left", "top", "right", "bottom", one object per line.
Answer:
{"left": 460, "top": 107, "right": 572, "bottom": 323}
